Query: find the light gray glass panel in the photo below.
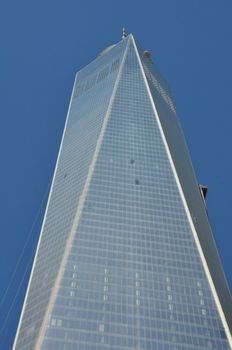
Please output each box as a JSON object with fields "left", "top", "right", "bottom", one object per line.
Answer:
{"left": 140, "top": 45, "right": 232, "bottom": 336}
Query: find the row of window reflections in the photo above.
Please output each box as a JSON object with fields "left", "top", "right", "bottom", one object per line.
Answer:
{"left": 74, "top": 58, "right": 121, "bottom": 99}
{"left": 67, "top": 269, "right": 210, "bottom": 317}
{"left": 47, "top": 267, "right": 228, "bottom": 345}
{"left": 48, "top": 318, "right": 227, "bottom": 349}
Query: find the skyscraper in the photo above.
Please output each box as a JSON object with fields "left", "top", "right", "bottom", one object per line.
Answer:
{"left": 13, "top": 33, "right": 232, "bottom": 349}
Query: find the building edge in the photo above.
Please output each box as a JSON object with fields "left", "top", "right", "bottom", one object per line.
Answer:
{"left": 131, "top": 34, "right": 232, "bottom": 346}
{"left": 12, "top": 74, "right": 79, "bottom": 349}
{"left": 34, "top": 36, "right": 131, "bottom": 349}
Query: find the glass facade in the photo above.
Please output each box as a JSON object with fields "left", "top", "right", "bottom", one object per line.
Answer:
{"left": 14, "top": 35, "right": 231, "bottom": 350}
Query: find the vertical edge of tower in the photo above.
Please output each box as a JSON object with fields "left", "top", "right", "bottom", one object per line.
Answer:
{"left": 12, "top": 73, "right": 79, "bottom": 350}
{"left": 33, "top": 36, "right": 131, "bottom": 349}
{"left": 131, "top": 34, "right": 232, "bottom": 347}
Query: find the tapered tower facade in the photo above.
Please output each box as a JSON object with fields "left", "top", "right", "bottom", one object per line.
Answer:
{"left": 14, "top": 34, "right": 232, "bottom": 350}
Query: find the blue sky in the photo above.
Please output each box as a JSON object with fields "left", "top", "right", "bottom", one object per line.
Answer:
{"left": 1, "top": 0, "right": 232, "bottom": 348}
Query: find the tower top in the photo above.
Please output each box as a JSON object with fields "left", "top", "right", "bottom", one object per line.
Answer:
{"left": 121, "top": 27, "right": 126, "bottom": 39}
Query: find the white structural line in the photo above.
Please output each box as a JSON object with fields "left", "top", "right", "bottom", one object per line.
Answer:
{"left": 35, "top": 38, "right": 130, "bottom": 348}
{"left": 12, "top": 73, "right": 79, "bottom": 350}
{"left": 131, "top": 35, "right": 232, "bottom": 347}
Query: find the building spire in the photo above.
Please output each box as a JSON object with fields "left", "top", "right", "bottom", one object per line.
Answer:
{"left": 121, "top": 27, "right": 126, "bottom": 39}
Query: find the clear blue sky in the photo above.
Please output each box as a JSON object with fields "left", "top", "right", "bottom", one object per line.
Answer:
{"left": 1, "top": 1, "right": 232, "bottom": 348}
